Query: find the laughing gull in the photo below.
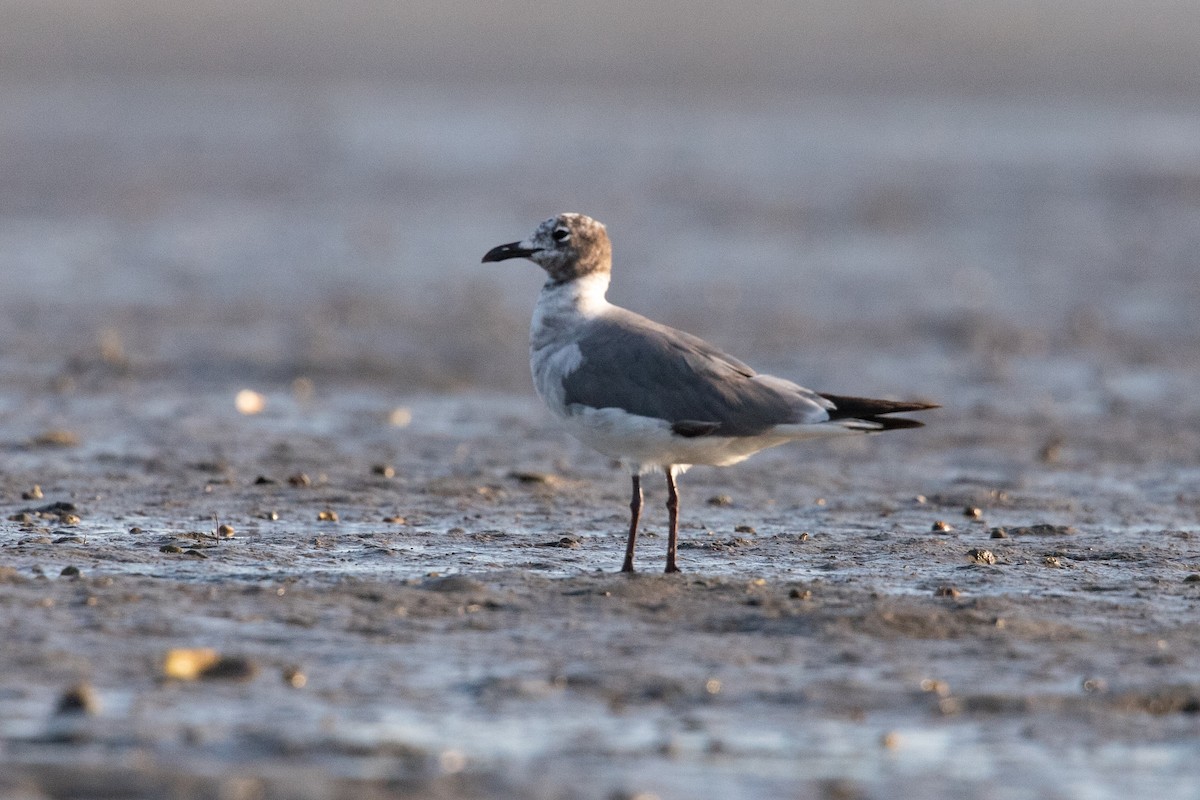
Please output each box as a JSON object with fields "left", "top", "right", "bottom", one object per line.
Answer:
{"left": 483, "top": 213, "right": 937, "bottom": 573}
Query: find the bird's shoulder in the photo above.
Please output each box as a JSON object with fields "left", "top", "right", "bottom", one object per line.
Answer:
{"left": 578, "top": 306, "right": 757, "bottom": 379}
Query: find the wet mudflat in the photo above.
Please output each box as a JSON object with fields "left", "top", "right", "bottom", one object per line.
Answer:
{"left": 2, "top": 77, "right": 1200, "bottom": 798}
{"left": 2, "top": 379, "right": 1200, "bottom": 799}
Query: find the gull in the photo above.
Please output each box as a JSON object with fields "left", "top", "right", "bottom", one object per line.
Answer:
{"left": 483, "top": 213, "right": 937, "bottom": 573}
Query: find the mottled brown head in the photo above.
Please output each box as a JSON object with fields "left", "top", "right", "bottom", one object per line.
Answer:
{"left": 482, "top": 213, "right": 612, "bottom": 285}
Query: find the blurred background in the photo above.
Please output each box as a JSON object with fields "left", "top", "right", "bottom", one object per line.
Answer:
{"left": 1, "top": 0, "right": 1199, "bottom": 416}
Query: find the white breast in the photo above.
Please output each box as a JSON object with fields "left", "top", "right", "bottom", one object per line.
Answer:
{"left": 530, "top": 341, "right": 583, "bottom": 414}
{"left": 529, "top": 273, "right": 612, "bottom": 415}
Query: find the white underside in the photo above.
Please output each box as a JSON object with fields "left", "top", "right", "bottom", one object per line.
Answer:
{"left": 559, "top": 403, "right": 865, "bottom": 474}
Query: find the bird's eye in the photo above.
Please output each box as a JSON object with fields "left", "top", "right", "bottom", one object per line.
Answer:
{"left": 552, "top": 228, "right": 571, "bottom": 243}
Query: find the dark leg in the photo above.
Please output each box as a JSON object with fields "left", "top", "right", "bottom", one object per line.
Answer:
{"left": 622, "top": 474, "right": 642, "bottom": 573}
{"left": 665, "top": 467, "right": 681, "bottom": 573}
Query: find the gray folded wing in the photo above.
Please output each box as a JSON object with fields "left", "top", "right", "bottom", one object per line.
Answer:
{"left": 560, "top": 309, "right": 830, "bottom": 437}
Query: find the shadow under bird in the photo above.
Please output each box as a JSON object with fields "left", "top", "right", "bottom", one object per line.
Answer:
{"left": 483, "top": 213, "right": 938, "bottom": 573}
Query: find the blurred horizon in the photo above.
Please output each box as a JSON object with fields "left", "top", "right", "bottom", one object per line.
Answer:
{"left": 3, "top": 1, "right": 1200, "bottom": 96}
{"left": 0, "top": 1, "right": 1198, "bottom": 412}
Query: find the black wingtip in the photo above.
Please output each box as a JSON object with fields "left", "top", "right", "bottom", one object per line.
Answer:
{"left": 869, "top": 416, "right": 926, "bottom": 431}
{"left": 818, "top": 392, "right": 939, "bottom": 431}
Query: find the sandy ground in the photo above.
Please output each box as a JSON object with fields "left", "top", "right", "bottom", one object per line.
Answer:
{"left": 2, "top": 76, "right": 1200, "bottom": 798}
{"left": 2, "top": 373, "right": 1200, "bottom": 799}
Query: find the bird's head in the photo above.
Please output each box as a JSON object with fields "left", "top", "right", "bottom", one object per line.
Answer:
{"left": 482, "top": 213, "right": 612, "bottom": 285}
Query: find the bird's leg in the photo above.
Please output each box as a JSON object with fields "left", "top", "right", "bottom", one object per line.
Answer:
{"left": 622, "top": 474, "right": 642, "bottom": 573}
{"left": 665, "top": 467, "right": 681, "bottom": 573}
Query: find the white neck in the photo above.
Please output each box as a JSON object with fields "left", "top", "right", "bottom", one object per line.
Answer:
{"left": 531, "top": 272, "right": 612, "bottom": 354}
{"left": 539, "top": 272, "right": 612, "bottom": 317}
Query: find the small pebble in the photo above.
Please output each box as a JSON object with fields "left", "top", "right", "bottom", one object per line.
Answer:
{"left": 967, "top": 548, "right": 997, "bottom": 565}
{"left": 254, "top": 475, "right": 277, "bottom": 485}
{"left": 234, "top": 389, "right": 266, "bottom": 415}
{"left": 129, "top": 526, "right": 143, "bottom": 534}
{"left": 509, "top": 470, "right": 557, "bottom": 484}
{"left": 262, "top": 510, "right": 279, "bottom": 521}
{"left": 22, "top": 485, "right": 44, "bottom": 500}
{"left": 382, "top": 515, "right": 406, "bottom": 524}
{"left": 317, "top": 509, "right": 339, "bottom": 522}
{"left": 1039, "top": 436, "right": 1064, "bottom": 464}
{"left": 931, "top": 520, "right": 953, "bottom": 532}
{"left": 963, "top": 506, "right": 982, "bottom": 519}
{"left": 706, "top": 495, "right": 732, "bottom": 507}
{"left": 734, "top": 524, "right": 756, "bottom": 534}
{"left": 934, "top": 585, "right": 961, "bottom": 598}
{"left": 283, "top": 667, "right": 307, "bottom": 688}
{"left": 200, "top": 656, "right": 257, "bottom": 681}
{"left": 164, "top": 648, "right": 218, "bottom": 679}
{"left": 1043, "top": 555, "right": 1063, "bottom": 568}
{"left": 163, "top": 648, "right": 257, "bottom": 681}
{"left": 372, "top": 464, "right": 396, "bottom": 478}
{"left": 291, "top": 376, "right": 315, "bottom": 400}
{"left": 57, "top": 682, "right": 100, "bottom": 715}
{"left": 1184, "top": 574, "right": 1200, "bottom": 583}
{"left": 217, "top": 523, "right": 235, "bottom": 538}
{"left": 537, "top": 536, "right": 579, "bottom": 548}
{"left": 938, "top": 697, "right": 963, "bottom": 715}
{"left": 788, "top": 588, "right": 812, "bottom": 600}
{"left": 288, "top": 473, "right": 311, "bottom": 487}
{"left": 881, "top": 731, "right": 902, "bottom": 750}
{"left": 33, "top": 429, "right": 79, "bottom": 447}
{"left": 160, "top": 544, "right": 183, "bottom": 554}
{"left": 991, "top": 528, "right": 1008, "bottom": 539}
{"left": 60, "top": 565, "right": 81, "bottom": 577}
